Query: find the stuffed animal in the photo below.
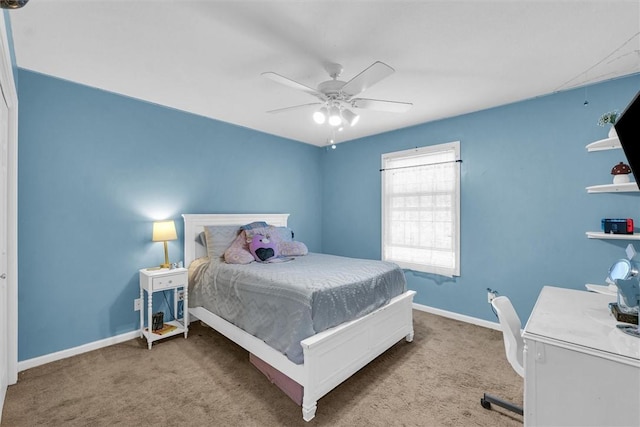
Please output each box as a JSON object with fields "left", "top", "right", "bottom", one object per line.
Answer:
{"left": 249, "top": 234, "right": 278, "bottom": 262}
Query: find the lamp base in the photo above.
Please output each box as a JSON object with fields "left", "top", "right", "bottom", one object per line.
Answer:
{"left": 160, "top": 241, "right": 171, "bottom": 269}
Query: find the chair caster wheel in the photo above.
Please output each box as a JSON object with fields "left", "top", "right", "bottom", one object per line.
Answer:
{"left": 480, "top": 398, "right": 492, "bottom": 410}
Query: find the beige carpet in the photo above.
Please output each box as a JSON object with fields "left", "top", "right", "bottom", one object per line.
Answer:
{"left": 2, "top": 310, "right": 523, "bottom": 426}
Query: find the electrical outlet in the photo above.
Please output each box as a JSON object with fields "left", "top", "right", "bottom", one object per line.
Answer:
{"left": 134, "top": 298, "right": 141, "bottom": 311}
{"left": 178, "top": 290, "right": 185, "bottom": 301}
{"left": 487, "top": 291, "right": 497, "bottom": 304}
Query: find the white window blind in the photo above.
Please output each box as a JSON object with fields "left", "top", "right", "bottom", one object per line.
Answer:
{"left": 381, "top": 142, "right": 460, "bottom": 277}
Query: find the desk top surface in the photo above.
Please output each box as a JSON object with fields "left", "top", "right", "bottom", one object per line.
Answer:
{"left": 523, "top": 286, "right": 639, "bottom": 362}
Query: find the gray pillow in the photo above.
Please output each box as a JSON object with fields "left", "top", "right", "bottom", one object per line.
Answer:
{"left": 203, "top": 225, "right": 241, "bottom": 261}
{"left": 196, "top": 231, "right": 207, "bottom": 247}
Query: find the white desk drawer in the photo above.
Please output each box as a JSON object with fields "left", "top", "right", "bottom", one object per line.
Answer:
{"left": 152, "top": 274, "right": 186, "bottom": 291}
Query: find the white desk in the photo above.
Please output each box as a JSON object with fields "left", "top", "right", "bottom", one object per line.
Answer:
{"left": 523, "top": 286, "right": 640, "bottom": 426}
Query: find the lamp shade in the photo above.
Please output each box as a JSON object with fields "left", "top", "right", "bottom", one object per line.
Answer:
{"left": 328, "top": 106, "right": 342, "bottom": 127}
{"left": 152, "top": 220, "right": 177, "bottom": 242}
{"left": 313, "top": 107, "right": 327, "bottom": 124}
{"left": 341, "top": 109, "right": 360, "bottom": 126}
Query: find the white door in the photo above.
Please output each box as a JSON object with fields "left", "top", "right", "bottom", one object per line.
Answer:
{"left": 0, "top": 13, "right": 18, "bottom": 418}
{"left": 0, "top": 74, "right": 8, "bottom": 414}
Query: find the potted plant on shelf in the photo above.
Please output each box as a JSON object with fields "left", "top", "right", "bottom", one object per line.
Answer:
{"left": 598, "top": 110, "right": 619, "bottom": 138}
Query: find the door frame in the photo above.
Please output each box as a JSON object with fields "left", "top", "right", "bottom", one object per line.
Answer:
{"left": 0, "top": 12, "right": 19, "bottom": 389}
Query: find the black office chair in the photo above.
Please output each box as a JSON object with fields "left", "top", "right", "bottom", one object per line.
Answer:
{"left": 480, "top": 296, "right": 524, "bottom": 416}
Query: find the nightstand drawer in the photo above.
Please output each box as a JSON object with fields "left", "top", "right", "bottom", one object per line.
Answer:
{"left": 152, "top": 274, "right": 186, "bottom": 291}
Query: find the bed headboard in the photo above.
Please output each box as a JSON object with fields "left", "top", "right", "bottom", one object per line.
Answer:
{"left": 182, "top": 213, "right": 290, "bottom": 266}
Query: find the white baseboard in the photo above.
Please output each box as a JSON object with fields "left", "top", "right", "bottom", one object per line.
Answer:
{"left": 17, "top": 330, "right": 140, "bottom": 372}
{"left": 413, "top": 302, "right": 501, "bottom": 331}
{"left": 17, "top": 306, "right": 497, "bottom": 373}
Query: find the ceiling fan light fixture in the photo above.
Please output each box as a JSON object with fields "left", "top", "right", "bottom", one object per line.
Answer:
{"left": 341, "top": 109, "right": 360, "bottom": 127}
{"left": 263, "top": 61, "right": 410, "bottom": 141}
{"left": 328, "top": 106, "right": 342, "bottom": 127}
{"left": 313, "top": 107, "right": 327, "bottom": 124}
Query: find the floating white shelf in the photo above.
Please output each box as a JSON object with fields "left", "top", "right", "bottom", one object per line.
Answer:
{"left": 585, "top": 136, "right": 639, "bottom": 244}
{"left": 585, "top": 182, "right": 639, "bottom": 193}
{"left": 584, "top": 283, "right": 617, "bottom": 296}
{"left": 585, "top": 231, "right": 640, "bottom": 240}
{"left": 585, "top": 136, "right": 621, "bottom": 152}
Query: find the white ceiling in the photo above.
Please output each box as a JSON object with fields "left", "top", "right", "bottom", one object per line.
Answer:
{"left": 9, "top": 0, "right": 640, "bottom": 147}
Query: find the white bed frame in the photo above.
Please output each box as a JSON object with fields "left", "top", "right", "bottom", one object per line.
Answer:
{"left": 182, "top": 213, "right": 416, "bottom": 422}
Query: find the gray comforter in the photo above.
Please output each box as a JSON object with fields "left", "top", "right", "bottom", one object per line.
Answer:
{"left": 188, "top": 253, "right": 407, "bottom": 364}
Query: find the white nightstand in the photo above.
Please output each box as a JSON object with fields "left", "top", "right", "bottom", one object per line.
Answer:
{"left": 139, "top": 267, "right": 189, "bottom": 349}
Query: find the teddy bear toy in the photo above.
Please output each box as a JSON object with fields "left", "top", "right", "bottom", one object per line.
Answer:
{"left": 249, "top": 234, "right": 278, "bottom": 262}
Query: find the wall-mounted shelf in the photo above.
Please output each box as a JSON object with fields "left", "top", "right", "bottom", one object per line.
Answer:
{"left": 585, "top": 182, "right": 639, "bottom": 193}
{"left": 585, "top": 135, "right": 638, "bottom": 242}
{"left": 586, "top": 231, "right": 640, "bottom": 240}
{"left": 585, "top": 136, "right": 621, "bottom": 152}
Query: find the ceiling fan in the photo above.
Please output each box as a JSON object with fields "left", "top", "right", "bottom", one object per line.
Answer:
{"left": 262, "top": 61, "right": 412, "bottom": 129}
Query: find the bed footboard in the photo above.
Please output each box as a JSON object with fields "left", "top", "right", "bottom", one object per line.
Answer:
{"left": 190, "top": 290, "right": 415, "bottom": 422}
{"left": 299, "top": 290, "right": 416, "bottom": 421}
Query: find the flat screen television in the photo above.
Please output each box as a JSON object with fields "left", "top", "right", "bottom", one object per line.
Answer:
{"left": 615, "top": 90, "right": 640, "bottom": 184}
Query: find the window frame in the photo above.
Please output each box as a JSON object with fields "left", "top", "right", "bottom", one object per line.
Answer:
{"left": 381, "top": 141, "right": 461, "bottom": 277}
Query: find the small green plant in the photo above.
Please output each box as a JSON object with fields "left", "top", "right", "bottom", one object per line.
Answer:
{"left": 598, "top": 111, "right": 618, "bottom": 127}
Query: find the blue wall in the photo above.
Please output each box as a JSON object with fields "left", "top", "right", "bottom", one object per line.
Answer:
{"left": 17, "top": 70, "right": 323, "bottom": 361}
{"left": 17, "top": 66, "right": 640, "bottom": 362}
{"left": 321, "top": 74, "right": 640, "bottom": 324}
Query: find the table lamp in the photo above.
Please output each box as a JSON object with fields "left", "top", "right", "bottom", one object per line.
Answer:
{"left": 152, "top": 220, "right": 177, "bottom": 268}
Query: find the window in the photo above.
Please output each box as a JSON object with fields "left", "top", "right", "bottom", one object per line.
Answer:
{"left": 381, "top": 142, "right": 460, "bottom": 277}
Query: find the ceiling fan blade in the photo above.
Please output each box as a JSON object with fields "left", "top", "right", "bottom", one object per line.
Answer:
{"left": 340, "top": 61, "right": 395, "bottom": 97}
{"left": 266, "top": 102, "right": 322, "bottom": 114}
{"left": 262, "top": 72, "right": 324, "bottom": 99}
{"left": 351, "top": 98, "right": 413, "bottom": 113}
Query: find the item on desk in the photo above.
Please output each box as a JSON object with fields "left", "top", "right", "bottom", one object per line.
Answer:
{"left": 609, "top": 302, "right": 639, "bottom": 324}
{"left": 607, "top": 258, "right": 638, "bottom": 285}
{"left": 615, "top": 277, "right": 640, "bottom": 315}
{"left": 608, "top": 260, "right": 640, "bottom": 338}
{"left": 607, "top": 258, "right": 640, "bottom": 336}
{"left": 616, "top": 324, "right": 640, "bottom": 338}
